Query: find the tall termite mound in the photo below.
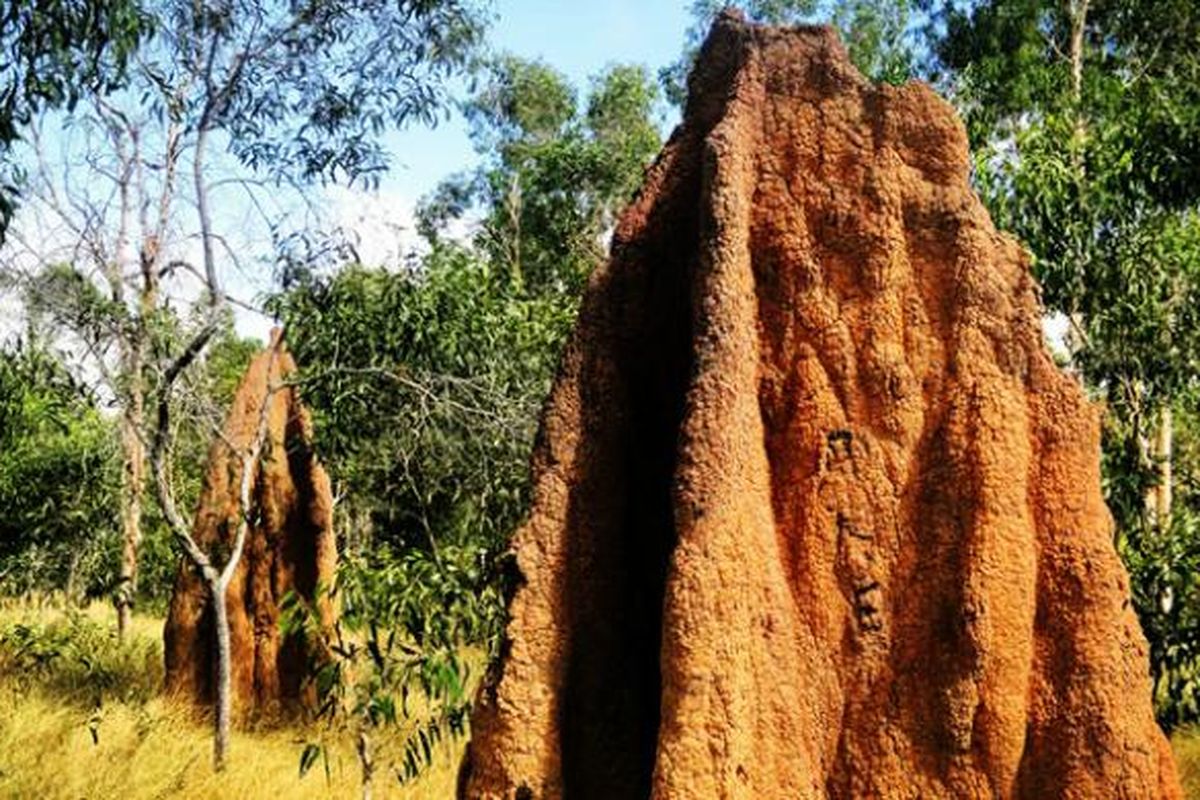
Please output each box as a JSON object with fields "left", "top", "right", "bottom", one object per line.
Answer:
{"left": 460, "top": 12, "right": 1181, "bottom": 800}
{"left": 163, "top": 335, "right": 337, "bottom": 717}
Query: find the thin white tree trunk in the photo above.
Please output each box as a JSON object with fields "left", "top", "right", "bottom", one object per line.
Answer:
{"left": 107, "top": 114, "right": 143, "bottom": 642}
{"left": 1140, "top": 404, "right": 1174, "bottom": 529}
{"left": 1069, "top": 0, "right": 1089, "bottom": 102}
{"left": 1155, "top": 405, "right": 1173, "bottom": 525}
{"left": 148, "top": 89, "right": 274, "bottom": 763}
{"left": 211, "top": 574, "right": 233, "bottom": 771}
{"left": 151, "top": 354, "right": 273, "bottom": 772}
{"left": 116, "top": 403, "right": 145, "bottom": 639}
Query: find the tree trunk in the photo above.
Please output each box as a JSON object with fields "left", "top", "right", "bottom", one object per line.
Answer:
{"left": 116, "top": 234, "right": 159, "bottom": 639}
{"left": 211, "top": 574, "right": 233, "bottom": 771}
{"left": 358, "top": 728, "right": 374, "bottom": 800}
{"left": 1156, "top": 405, "right": 1173, "bottom": 522}
{"left": 1069, "top": 0, "right": 1089, "bottom": 102}
{"left": 116, "top": 404, "right": 145, "bottom": 639}
{"left": 1140, "top": 404, "right": 1174, "bottom": 530}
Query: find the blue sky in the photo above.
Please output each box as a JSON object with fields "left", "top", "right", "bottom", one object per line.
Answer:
{"left": 379, "top": 1, "right": 693, "bottom": 199}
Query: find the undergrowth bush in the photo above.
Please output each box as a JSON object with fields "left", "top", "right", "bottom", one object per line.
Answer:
{"left": 0, "top": 609, "right": 161, "bottom": 709}
{"left": 1121, "top": 511, "right": 1200, "bottom": 731}
{"left": 285, "top": 543, "right": 504, "bottom": 789}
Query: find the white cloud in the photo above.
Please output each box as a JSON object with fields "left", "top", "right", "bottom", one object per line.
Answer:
{"left": 324, "top": 185, "right": 427, "bottom": 269}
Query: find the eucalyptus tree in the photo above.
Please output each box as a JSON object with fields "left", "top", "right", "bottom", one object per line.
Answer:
{"left": 928, "top": 0, "right": 1200, "bottom": 726}
{"left": 0, "top": 0, "right": 152, "bottom": 237}
{"left": 418, "top": 57, "right": 662, "bottom": 297}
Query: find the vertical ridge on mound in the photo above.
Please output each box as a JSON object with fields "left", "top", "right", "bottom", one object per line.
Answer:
{"left": 163, "top": 336, "right": 337, "bottom": 718}
{"left": 461, "top": 12, "right": 1181, "bottom": 799}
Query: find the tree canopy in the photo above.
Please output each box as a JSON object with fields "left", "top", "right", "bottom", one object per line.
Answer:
{"left": 0, "top": 0, "right": 151, "bottom": 235}
{"left": 932, "top": 0, "right": 1200, "bottom": 728}
{"left": 419, "top": 55, "right": 662, "bottom": 295}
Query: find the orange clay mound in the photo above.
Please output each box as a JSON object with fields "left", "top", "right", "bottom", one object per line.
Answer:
{"left": 460, "top": 12, "right": 1181, "bottom": 800}
{"left": 164, "top": 334, "right": 336, "bottom": 718}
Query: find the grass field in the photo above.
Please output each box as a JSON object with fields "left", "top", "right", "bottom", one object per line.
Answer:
{"left": 0, "top": 600, "right": 464, "bottom": 799}
{"left": 1175, "top": 727, "right": 1200, "bottom": 799}
{"left": 3, "top": 599, "right": 1200, "bottom": 798}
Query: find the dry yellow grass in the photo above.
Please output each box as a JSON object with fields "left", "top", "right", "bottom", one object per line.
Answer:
{"left": 16, "top": 601, "right": 1200, "bottom": 798}
{"left": 0, "top": 596, "right": 162, "bottom": 645}
{"left": 1174, "top": 727, "right": 1200, "bottom": 799}
{"left": 0, "top": 601, "right": 466, "bottom": 799}
{"left": 0, "top": 687, "right": 464, "bottom": 799}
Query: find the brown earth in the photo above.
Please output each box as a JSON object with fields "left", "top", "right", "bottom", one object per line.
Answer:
{"left": 460, "top": 12, "right": 1182, "bottom": 800}
{"left": 163, "top": 334, "right": 337, "bottom": 718}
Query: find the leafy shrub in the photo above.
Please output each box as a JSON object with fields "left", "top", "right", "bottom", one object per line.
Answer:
{"left": 0, "top": 344, "right": 121, "bottom": 601}
{"left": 272, "top": 250, "right": 574, "bottom": 558}
{"left": 1121, "top": 511, "right": 1200, "bottom": 731}
{"left": 0, "top": 609, "right": 162, "bottom": 709}
{"left": 286, "top": 543, "right": 510, "bottom": 788}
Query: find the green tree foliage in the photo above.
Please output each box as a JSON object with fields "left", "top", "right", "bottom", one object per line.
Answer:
{"left": 270, "top": 61, "right": 663, "bottom": 775}
{"left": 662, "top": 0, "right": 917, "bottom": 105}
{"left": 418, "top": 57, "right": 662, "bottom": 295}
{"left": 286, "top": 544, "right": 506, "bottom": 791}
{"left": 0, "top": 0, "right": 151, "bottom": 234}
{"left": 1121, "top": 509, "right": 1200, "bottom": 729}
{"left": 143, "top": 0, "right": 488, "bottom": 188}
{"left": 0, "top": 340, "right": 119, "bottom": 599}
{"left": 271, "top": 249, "right": 574, "bottom": 559}
{"left": 931, "top": 0, "right": 1200, "bottom": 728}
{"left": 0, "top": 320, "right": 256, "bottom": 611}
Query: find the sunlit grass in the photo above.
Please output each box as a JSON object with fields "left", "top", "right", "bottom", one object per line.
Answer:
{"left": 0, "top": 600, "right": 466, "bottom": 799}
{"left": 27, "top": 598, "right": 1200, "bottom": 797}
{"left": 1174, "top": 727, "right": 1200, "bottom": 799}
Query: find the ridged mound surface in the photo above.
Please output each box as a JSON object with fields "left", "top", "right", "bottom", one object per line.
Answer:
{"left": 461, "top": 12, "right": 1181, "bottom": 800}
{"left": 163, "top": 337, "right": 336, "bottom": 717}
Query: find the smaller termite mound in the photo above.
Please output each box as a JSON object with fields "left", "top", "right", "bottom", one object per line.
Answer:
{"left": 163, "top": 334, "right": 337, "bottom": 718}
